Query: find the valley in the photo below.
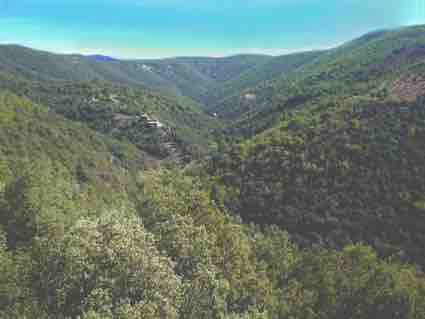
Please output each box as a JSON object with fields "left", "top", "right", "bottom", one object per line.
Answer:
{"left": 1, "top": 24, "right": 425, "bottom": 318}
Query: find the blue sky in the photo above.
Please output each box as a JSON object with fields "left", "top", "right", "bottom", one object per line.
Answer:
{"left": 0, "top": 0, "right": 423, "bottom": 58}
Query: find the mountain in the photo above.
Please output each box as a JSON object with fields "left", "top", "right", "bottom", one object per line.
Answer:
{"left": 203, "top": 50, "right": 324, "bottom": 113}
{"left": 5, "top": 25, "right": 425, "bottom": 124}
{"left": 0, "top": 45, "right": 271, "bottom": 103}
{"left": 1, "top": 92, "right": 424, "bottom": 319}
{"left": 208, "top": 95, "right": 425, "bottom": 265}
{"left": 1, "top": 25, "right": 425, "bottom": 318}
{"left": 204, "top": 25, "right": 425, "bottom": 266}
{"left": 0, "top": 92, "right": 147, "bottom": 187}
{"left": 0, "top": 62, "right": 223, "bottom": 161}
{"left": 171, "top": 54, "right": 272, "bottom": 82}
{"left": 211, "top": 25, "right": 425, "bottom": 136}
{"left": 86, "top": 54, "right": 120, "bottom": 62}
{"left": 132, "top": 54, "right": 272, "bottom": 102}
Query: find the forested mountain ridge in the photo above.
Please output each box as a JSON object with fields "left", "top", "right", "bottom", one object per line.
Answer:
{"left": 1, "top": 92, "right": 424, "bottom": 318}
{"left": 207, "top": 95, "right": 425, "bottom": 265}
{"left": 0, "top": 68, "right": 223, "bottom": 161}
{"left": 0, "top": 92, "right": 145, "bottom": 203}
{"left": 0, "top": 45, "right": 270, "bottom": 103}
{"left": 202, "top": 50, "right": 324, "bottom": 111}
{"left": 135, "top": 54, "right": 272, "bottom": 101}
{"left": 201, "top": 25, "right": 425, "bottom": 268}
{"left": 4, "top": 25, "right": 425, "bottom": 124}
{"left": 1, "top": 24, "right": 425, "bottom": 318}
{"left": 213, "top": 25, "right": 425, "bottom": 136}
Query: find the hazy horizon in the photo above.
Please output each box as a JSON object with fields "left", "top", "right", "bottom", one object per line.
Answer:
{"left": 0, "top": 0, "right": 424, "bottom": 59}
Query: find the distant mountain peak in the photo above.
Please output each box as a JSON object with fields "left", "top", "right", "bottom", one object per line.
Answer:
{"left": 86, "top": 54, "right": 120, "bottom": 62}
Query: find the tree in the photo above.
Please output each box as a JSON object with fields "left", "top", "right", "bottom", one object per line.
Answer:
{"left": 2, "top": 159, "right": 78, "bottom": 247}
{"left": 28, "top": 212, "right": 182, "bottom": 319}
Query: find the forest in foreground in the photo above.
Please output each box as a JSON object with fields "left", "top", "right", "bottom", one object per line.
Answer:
{"left": 1, "top": 25, "right": 425, "bottom": 318}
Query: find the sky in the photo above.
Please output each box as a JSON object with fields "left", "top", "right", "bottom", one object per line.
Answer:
{"left": 0, "top": 0, "right": 424, "bottom": 59}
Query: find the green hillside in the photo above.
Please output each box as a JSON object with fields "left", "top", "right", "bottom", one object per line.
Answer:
{"left": 201, "top": 25, "right": 425, "bottom": 266}
{"left": 0, "top": 92, "right": 424, "bottom": 318}
{"left": 0, "top": 45, "right": 270, "bottom": 104}
{"left": 0, "top": 92, "right": 147, "bottom": 200}
{"left": 0, "top": 69, "right": 223, "bottom": 160}
{"left": 1, "top": 24, "right": 425, "bottom": 318}
{"left": 0, "top": 45, "right": 184, "bottom": 93}
{"left": 212, "top": 25, "right": 425, "bottom": 136}
{"left": 172, "top": 54, "right": 272, "bottom": 82}
{"left": 207, "top": 94, "right": 425, "bottom": 265}
{"left": 204, "top": 50, "right": 323, "bottom": 110}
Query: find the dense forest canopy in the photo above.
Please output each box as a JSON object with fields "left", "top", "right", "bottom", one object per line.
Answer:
{"left": 1, "top": 24, "right": 425, "bottom": 318}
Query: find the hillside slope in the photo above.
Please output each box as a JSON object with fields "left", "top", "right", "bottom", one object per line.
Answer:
{"left": 212, "top": 25, "right": 425, "bottom": 136}
{"left": 0, "top": 69, "right": 223, "bottom": 161}
{"left": 1, "top": 92, "right": 424, "bottom": 319}
{"left": 208, "top": 93, "right": 425, "bottom": 266}
{"left": 0, "top": 45, "right": 270, "bottom": 103}
{"left": 1, "top": 26, "right": 425, "bottom": 318}
{"left": 204, "top": 50, "right": 323, "bottom": 110}
{"left": 204, "top": 25, "right": 425, "bottom": 266}
{"left": 0, "top": 92, "right": 147, "bottom": 185}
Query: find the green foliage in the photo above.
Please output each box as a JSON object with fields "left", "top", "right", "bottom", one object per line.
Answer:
{"left": 0, "top": 230, "right": 19, "bottom": 311}
{"left": 0, "top": 92, "right": 36, "bottom": 124}
{"left": 1, "top": 25, "right": 425, "bottom": 319}
{"left": 0, "top": 162, "right": 424, "bottom": 318}
{"left": 29, "top": 212, "right": 182, "bottom": 318}
{"left": 208, "top": 98, "right": 425, "bottom": 266}
{"left": 211, "top": 25, "right": 425, "bottom": 137}
{"left": 0, "top": 44, "right": 271, "bottom": 109}
{"left": 0, "top": 92, "right": 145, "bottom": 175}
{"left": 140, "top": 169, "right": 275, "bottom": 315}
{"left": 204, "top": 50, "right": 323, "bottom": 113}
{"left": 288, "top": 245, "right": 425, "bottom": 319}
{"left": 0, "top": 76, "right": 222, "bottom": 159}
{"left": 2, "top": 159, "right": 78, "bottom": 246}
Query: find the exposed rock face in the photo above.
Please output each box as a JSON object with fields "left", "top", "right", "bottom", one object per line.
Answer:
{"left": 109, "top": 112, "right": 183, "bottom": 162}
{"left": 391, "top": 74, "right": 425, "bottom": 102}
{"left": 112, "top": 112, "right": 165, "bottom": 130}
{"left": 113, "top": 113, "right": 140, "bottom": 128}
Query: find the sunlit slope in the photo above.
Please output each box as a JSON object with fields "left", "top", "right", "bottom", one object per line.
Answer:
{"left": 0, "top": 45, "right": 270, "bottom": 103}
{"left": 204, "top": 50, "right": 323, "bottom": 110}
{"left": 0, "top": 92, "right": 147, "bottom": 181}
{"left": 212, "top": 25, "right": 425, "bottom": 136}
{"left": 0, "top": 72, "right": 223, "bottom": 159}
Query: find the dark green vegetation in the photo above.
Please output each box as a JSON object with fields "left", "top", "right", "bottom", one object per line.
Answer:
{"left": 202, "top": 50, "right": 324, "bottom": 112}
{"left": 213, "top": 25, "right": 425, "bottom": 135}
{"left": 0, "top": 97, "right": 424, "bottom": 317}
{"left": 0, "top": 45, "right": 270, "bottom": 103}
{"left": 1, "top": 24, "right": 425, "bottom": 318}
{"left": 0, "top": 92, "right": 144, "bottom": 193}
{"left": 0, "top": 64, "right": 223, "bottom": 161}
{"left": 207, "top": 97, "right": 425, "bottom": 265}
{"left": 202, "top": 25, "right": 425, "bottom": 268}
